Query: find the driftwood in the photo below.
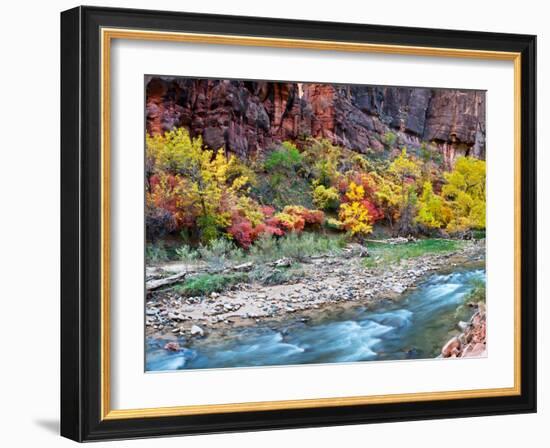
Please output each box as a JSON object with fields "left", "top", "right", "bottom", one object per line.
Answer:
{"left": 146, "top": 271, "right": 187, "bottom": 291}
{"left": 229, "top": 262, "right": 254, "bottom": 272}
{"left": 364, "top": 237, "right": 413, "bottom": 245}
{"left": 364, "top": 239, "right": 392, "bottom": 244}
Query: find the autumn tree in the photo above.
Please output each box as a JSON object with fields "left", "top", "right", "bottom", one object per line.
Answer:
{"left": 146, "top": 128, "right": 252, "bottom": 242}
{"left": 389, "top": 148, "right": 421, "bottom": 199}
{"left": 371, "top": 172, "right": 402, "bottom": 228}
{"left": 416, "top": 181, "right": 450, "bottom": 228}
{"left": 441, "top": 156, "right": 486, "bottom": 232}
{"left": 301, "top": 138, "right": 344, "bottom": 187}
{"left": 337, "top": 182, "right": 374, "bottom": 237}
{"left": 388, "top": 148, "right": 422, "bottom": 235}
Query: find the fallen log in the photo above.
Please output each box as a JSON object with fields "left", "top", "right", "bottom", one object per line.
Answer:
{"left": 146, "top": 271, "right": 187, "bottom": 291}
{"left": 364, "top": 237, "right": 412, "bottom": 245}
{"left": 230, "top": 261, "right": 254, "bottom": 272}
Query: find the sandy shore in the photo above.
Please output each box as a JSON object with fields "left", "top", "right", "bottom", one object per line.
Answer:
{"left": 146, "top": 240, "right": 485, "bottom": 341}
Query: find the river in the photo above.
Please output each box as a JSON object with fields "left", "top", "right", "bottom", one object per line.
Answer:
{"left": 145, "top": 267, "right": 485, "bottom": 371}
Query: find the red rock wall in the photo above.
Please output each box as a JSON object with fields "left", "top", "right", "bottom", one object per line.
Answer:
{"left": 145, "top": 77, "right": 486, "bottom": 164}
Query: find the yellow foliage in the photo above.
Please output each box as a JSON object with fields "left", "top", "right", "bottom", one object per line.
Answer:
{"left": 146, "top": 128, "right": 252, "bottom": 238}
{"left": 235, "top": 196, "right": 264, "bottom": 226}
{"left": 326, "top": 218, "right": 344, "bottom": 230}
{"left": 302, "top": 139, "right": 344, "bottom": 186}
{"left": 371, "top": 171, "right": 402, "bottom": 225}
{"left": 389, "top": 148, "right": 421, "bottom": 185}
{"left": 273, "top": 212, "right": 304, "bottom": 231}
{"left": 312, "top": 185, "right": 340, "bottom": 210}
{"left": 416, "top": 181, "right": 449, "bottom": 228}
{"left": 146, "top": 129, "right": 485, "bottom": 242}
{"left": 442, "top": 156, "right": 486, "bottom": 231}
{"left": 345, "top": 182, "right": 365, "bottom": 202}
{"left": 338, "top": 201, "right": 373, "bottom": 235}
{"left": 338, "top": 181, "right": 373, "bottom": 236}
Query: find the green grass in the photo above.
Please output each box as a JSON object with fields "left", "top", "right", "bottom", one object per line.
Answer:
{"left": 172, "top": 264, "right": 305, "bottom": 297}
{"left": 173, "top": 265, "right": 304, "bottom": 297}
{"left": 467, "top": 278, "right": 486, "bottom": 303}
{"left": 363, "top": 238, "right": 465, "bottom": 268}
{"left": 454, "top": 278, "right": 486, "bottom": 319}
{"left": 174, "top": 273, "right": 247, "bottom": 297}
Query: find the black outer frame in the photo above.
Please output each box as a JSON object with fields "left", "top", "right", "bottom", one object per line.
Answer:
{"left": 60, "top": 6, "right": 536, "bottom": 442}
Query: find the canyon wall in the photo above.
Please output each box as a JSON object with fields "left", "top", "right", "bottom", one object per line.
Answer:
{"left": 145, "top": 77, "right": 486, "bottom": 166}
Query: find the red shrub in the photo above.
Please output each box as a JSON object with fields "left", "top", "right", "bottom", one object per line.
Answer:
{"left": 227, "top": 216, "right": 255, "bottom": 249}
{"left": 281, "top": 205, "right": 324, "bottom": 227}
{"left": 260, "top": 205, "right": 276, "bottom": 217}
{"left": 361, "top": 199, "right": 384, "bottom": 223}
{"left": 228, "top": 210, "right": 286, "bottom": 249}
{"left": 263, "top": 216, "right": 285, "bottom": 236}
{"left": 337, "top": 171, "right": 378, "bottom": 199}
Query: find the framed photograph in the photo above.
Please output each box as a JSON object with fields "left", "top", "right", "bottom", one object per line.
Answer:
{"left": 60, "top": 6, "right": 536, "bottom": 441}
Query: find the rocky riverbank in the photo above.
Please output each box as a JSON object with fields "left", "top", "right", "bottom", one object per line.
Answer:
{"left": 441, "top": 304, "right": 487, "bottom": 358}
{"left": 146, "top": 239, "right": 485, "bottom": 343}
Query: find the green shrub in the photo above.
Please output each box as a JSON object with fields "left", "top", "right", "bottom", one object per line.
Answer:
{"left": 196, "top": 214, "right": 220, "bottom": 243}
{"left": 248, "top": 265, "right": 304, "bottom": 285}
{"left": 312, "top": 185, "right": 340, "bottom": 211}
{"left": 472, "top": 229, "right": 486, "bottom": 240}
{"left": 264, "top": 142, "right": 303, "bottom": 171}
{"left": 198, "top": 237, "right": 244, "bottom": 270}
{"left": 277, "top": 232, "right": 345, "bottom": 261}
{"left": 383, "top": 131, "right": 397, "bottom": 147}
{"left": 251, "top": 173, "right": 313, "bottom": 210}
{"left": 175, "top": 273, "right": 246, "bottom": 296}
{"left": 277, "top": 232, "right": 308, "bottom": 260}
{"left": 146, "top": 242, "right": 169, "bottom": 264}
{"left": 249, "top": 234, "right": 278, "bottom": 262}
{"left": 175, "top": 245, "right": 200, "bottom": 263}
{"left": 246, "top": 233, "right": 346, "bottom": 264}
{"left": 468, "top": 278, "right": 486, "bottom": 303}
{"left": 454, "top": 278, "right": 486, "bottom": 318}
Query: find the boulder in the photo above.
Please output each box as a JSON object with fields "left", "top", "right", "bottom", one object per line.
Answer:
{"left": 441, "top": 336, "right": 461, "bottom": 358}
{"left": 190, "top": 325, "right": 204, "bottom": 337}
{"left": 164, "top": 341, "right": 181, "bottom": 352}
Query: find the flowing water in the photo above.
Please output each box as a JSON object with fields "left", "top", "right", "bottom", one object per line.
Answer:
{"left": 145, "top": 267, "right": 485, "bottom": 371}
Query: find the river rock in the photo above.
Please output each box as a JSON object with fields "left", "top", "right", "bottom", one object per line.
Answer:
{"left": 441, "top": 336, "right": 461, "bottom": 358}
{"left": 272, "top": 258, "right": 292, "bottom": 268}
{"left": 190, "top": 325, "right": 204, "bottom": 337}
{"left": 164, "top": 341, "right": 181, "bottom": 352}
{"left": 462, "top": 342, "right": 486, "bottom": 358}
{"left": 391, "top": 284, "right": 406, "bottom": 294}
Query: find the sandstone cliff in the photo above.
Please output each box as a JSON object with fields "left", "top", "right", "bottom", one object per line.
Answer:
{"left": 146, "top": 77, "right": 485, "bottom": 166}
